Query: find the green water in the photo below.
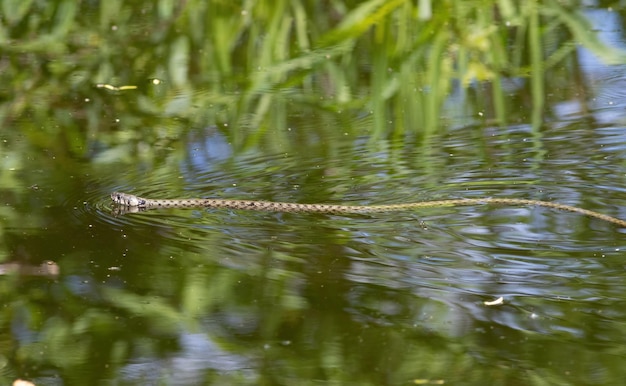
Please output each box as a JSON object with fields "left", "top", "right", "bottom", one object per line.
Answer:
{"left": 2, "top": 2, "right": 626, "bottom": 385}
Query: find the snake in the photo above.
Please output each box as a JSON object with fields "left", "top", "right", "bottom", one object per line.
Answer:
{"left": 110, "top": 191, "right": 626, "bottom": 227}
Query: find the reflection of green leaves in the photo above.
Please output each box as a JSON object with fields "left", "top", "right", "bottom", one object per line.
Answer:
{"left": 102, "top": 287, "right": 185, "bottom": 334}
{"left": 319, "top": 0, "right": 407, "bottom": 47}
{"left": 169, "top": 36, "right": 190, "bottom": 87}
{"left": 3, "top": 3, "right": 625, "bottom": 384}
{"left": 1, "top": 1, "right": 625, "bottom": 149}
{"left": 2, "top": 0, "right": 34, "bottom": 24}
{"left": 544, "top": 1, "right": 626, "bottom": 65}
{"left": 0, "top": 0, "right": 622, "bottom": 181}
{"left": 20, "top": 316, "right": 91, "bottom": 368}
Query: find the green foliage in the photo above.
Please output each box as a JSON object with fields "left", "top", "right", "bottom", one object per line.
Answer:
{"left": 2, "top": 2, "right": 626, "bottom": 384}
{"left": 1, "top": 0, "right": 623, "bottom": 155}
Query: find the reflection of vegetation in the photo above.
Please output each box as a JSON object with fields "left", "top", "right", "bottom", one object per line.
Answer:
{"left": 1, "top": 1, "right": 626, "bottom": 385}
{"left": 4, "top": 228, "right": 625, "bottom": 385}
{"left": 1, "top": 0, "right": 623, "bottom": 151}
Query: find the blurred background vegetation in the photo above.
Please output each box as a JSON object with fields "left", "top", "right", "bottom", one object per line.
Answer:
{"left": 3, "top": 1, "right": 626, "bottom": 385}
{"left": 2, "top": 0, "right": 623, "bottom": 156}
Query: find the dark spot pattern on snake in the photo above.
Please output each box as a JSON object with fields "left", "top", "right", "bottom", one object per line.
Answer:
{"left": 109, "top": 191, "right": 626, "bottom": 227}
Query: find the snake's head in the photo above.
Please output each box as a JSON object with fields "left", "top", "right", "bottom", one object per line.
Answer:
{"left": 111, "top": 192, "right": 146, "bottom": 207}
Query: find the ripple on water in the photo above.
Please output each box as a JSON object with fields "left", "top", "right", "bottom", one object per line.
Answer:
{"left": 68, "top": 178, "right": 187, "bottom": 230}
{"left": 77, "top": 138, "right": 626, "bottom": 306}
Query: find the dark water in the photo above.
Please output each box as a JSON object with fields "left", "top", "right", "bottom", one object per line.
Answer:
{"left": 4, "top": 2, "right": 626, "bottom": 386}
{"left": 5, "top": 124, "right": 626, "bottom": 385}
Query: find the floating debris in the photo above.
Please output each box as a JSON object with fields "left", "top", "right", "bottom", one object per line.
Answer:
{"left": 484, "top": 297, "right": 504, "bottom": 306}
{"left": 96, "top": 83, "right": 137, "bottom": 91}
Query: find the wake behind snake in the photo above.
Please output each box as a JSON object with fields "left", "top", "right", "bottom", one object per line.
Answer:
{"left": 110, "top": 191, "right": 626, "bottom": 227}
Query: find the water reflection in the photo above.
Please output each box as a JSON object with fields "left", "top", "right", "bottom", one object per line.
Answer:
{"left": 6, "top": 137, "right": 626, "bottom": 385}
{"left": 0, "top": 260, "right": 59, "bottom": 276}
{"left": 5, "top": 8, "right": 626, "bottom": 386}
{"left": 119, "top": 333, "right": 250, "bottom": 384}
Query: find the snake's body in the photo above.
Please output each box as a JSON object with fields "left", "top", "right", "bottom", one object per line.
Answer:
{"left": 110, "top": 192, "right": 626, "bottom": 227}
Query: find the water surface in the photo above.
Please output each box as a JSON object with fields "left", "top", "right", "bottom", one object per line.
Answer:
{"left": 3, "top": 2, "right": 626, "bottom": 386}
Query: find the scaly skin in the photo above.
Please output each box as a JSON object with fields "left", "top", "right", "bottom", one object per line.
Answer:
{"left": 110, "top": 191, "right": 626, "bottom": 227}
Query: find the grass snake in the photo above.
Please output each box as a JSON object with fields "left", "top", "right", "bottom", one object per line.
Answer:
{"left": 110, "top": 191, "right": 626, "bottom": 227}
